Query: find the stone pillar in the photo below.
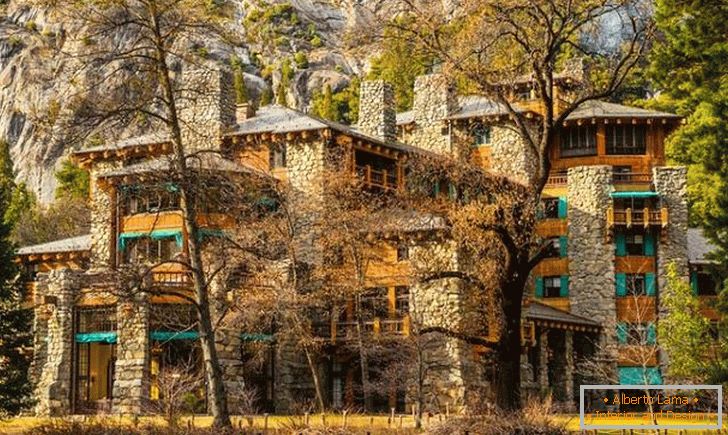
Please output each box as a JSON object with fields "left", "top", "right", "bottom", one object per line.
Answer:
{"left": 30, "top": 291, "right": 50, "bottom": 389}
{"left": 287, "top": 139, "right": 326, "bottom": 263}
{"left": 358, "top": 80, "right": 397, "bottom": 143}
{"left": 409, "top": 239, "right": 485, "bottom": 411}
{"left": 412, "top": 74, "right": 458, "bottom": 155}
{"left": 567, "top": 165, "right": 617, "bottom": 375}
{"left": 487, "top": 123, "right": 539, "bottom": 185}
{"left": 89, "top": 164, "right": 118, "bottom": 270}
{"left": 112, "top": 296, "right": 150, "bottom": 415}
{"left": 538, "top": 330, "right": 549, "bottom": 392}
{"left": 563, "top": 330, "right": 575, "bottom": 410}
{"left": 653, "top": 166, "right": 689, "bottom": 288}
{"left": 178, "top": 65, "right": 236, "bottom": 153}
{"left": 34, "top": 270, "right": 78, "bottom": 416}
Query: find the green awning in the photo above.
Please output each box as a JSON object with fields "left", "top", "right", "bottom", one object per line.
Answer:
{"left": 618, "top": 366, "right": 662, "bottom": 385}
{"left": 118, "top": 229, "right": 184, "bottom": 251}
{"left": 241, "top": 333, "right": 274, "bottom": 342}
{"left": 150, "top": 331, "right": 199, "bottom": 341}
{"left": 610, "top": 191, "right": 659, "bottom": 199}
{"left": 75, "top": 332, "right": 117, "bottom": 344}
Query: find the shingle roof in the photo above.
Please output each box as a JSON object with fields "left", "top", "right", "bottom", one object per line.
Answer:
{"left": 565, "top": 100, "right": 680, "bottom": 121}
{"left": 17, "top": 234, "right": 91, "bottom": 256}
{"left": 227, "top": 105, "right": 424, "bottom": 155}
{"left": 98, "top": 153, "right": 266, "bottom": 178}
{"left": 526, "top": 301, "right": 600, "bottom": 328}
{"left": 78, "top": 132, "right": 170, "bottom": 154}
{"left": 688, "top": 228, "right": 716, "bottom": 264}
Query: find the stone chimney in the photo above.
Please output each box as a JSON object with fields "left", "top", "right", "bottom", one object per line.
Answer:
{"left": 358, "top": 80, "right": 397, "bottom": 143}
{"left": 236, "top": 103, "right": 256, "bottom": 121}
{"left": 412, "top": 74, "right": 458, "bottom": 155}
{"left": 177, "top": 65, "right": 236, "bottom": 152}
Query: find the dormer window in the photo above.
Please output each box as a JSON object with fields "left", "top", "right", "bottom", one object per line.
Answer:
{"left": 560, "top": 125, "right": 597, "bottom": 157}
{"left": 472, "top": 124, "right": 492, "bottom": 147}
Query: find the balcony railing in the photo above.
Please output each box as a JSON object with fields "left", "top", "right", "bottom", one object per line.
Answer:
{"left": 318, "top": 315, "right": 411, "bottom": 343}
{"left": 612, "top": 172, "right": 652, "bottom": 184}
{"left": 356, "top": 165, "right": 400, "bottom": 191}
{"left": 607, "top": 207, "right": 669, "bottom": 228}
{"left": 545, "top": 173, "right": 568, "bottom": 187}
{"left": 151, "top": 270, "right": 193, "bottom": 286}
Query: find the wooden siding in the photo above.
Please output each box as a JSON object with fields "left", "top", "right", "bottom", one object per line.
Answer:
{"left": 615, "top": 257, "right": 655, "bottom": 274}
{"left": 121, "top": 211, "right": 234, "bottom": 233}
{"left": 538, "top": 297, "right": 570, "bottom": 312}
{"left": 700, "top": 296, "right": 719, "bottom": 320}
{"left": 536, "top": 219, "right": 568, "bottom": 237}
{"left": 618, "top": 345, "right": 658, "bottom": 366}
{"left": 533, "top": 258, "right": 568, "bottom": 276}
{"left": 616, "top": 296, "right": 656, "bottom": 322}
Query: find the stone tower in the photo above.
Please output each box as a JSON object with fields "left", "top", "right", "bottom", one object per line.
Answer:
{"left": 412, "top": 74, "right": 458, "bottom": 155}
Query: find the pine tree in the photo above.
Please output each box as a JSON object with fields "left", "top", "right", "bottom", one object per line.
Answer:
{"left": 0, "top": 140, "right": 32, "bottom": 416}
{"left": 649, "top": 0, "right": 728, "bottom": 272}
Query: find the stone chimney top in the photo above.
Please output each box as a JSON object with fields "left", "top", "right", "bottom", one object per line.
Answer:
{"left": 358, "top": 80, "right": 397, "bottom": 143}
{"left": 236, "top": 103, "right": 256, "bottom": 122}
{"left": 413, "top": 73, "right": 457, "bottom": 126}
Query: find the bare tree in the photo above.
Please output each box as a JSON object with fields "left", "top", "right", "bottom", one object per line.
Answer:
{"left": 381, "top": 0, "right": 654, "bottom": 409}
{"left": 147, "top": 360, "right": 204, "bottom": 429}
{"left": 32, "top": 0, "right": 244, "bottom": 426}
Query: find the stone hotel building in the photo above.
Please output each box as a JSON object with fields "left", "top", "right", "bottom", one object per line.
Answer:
{"left": 16, "top": 67, "right": 721, "bottom": 415}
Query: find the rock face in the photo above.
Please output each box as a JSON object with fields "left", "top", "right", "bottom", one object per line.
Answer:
{"left": 0, "top": 0, "right": 392, "bottom": 203}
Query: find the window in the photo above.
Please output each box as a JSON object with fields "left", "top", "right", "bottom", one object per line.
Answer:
{"left": 269, "top": 144, "right": 286, "bottom": 168}
{"left": 77, "top": 306, "right": 117, "bottom": 333}
{"left": 123, "top": 237, "right": 182, "bottom": 264}
{"left": 696, "top": 271, "right": 718, "bottom": 296}
{"left": 396, "top": 244, "right": 409, "bottom": 262}
{"left": 627, "top": 323, "right": 648, "bottom": 345}
{"left": 626, "top": 233, "right": 645, "bottom": 256}
{"left": 541, "top": 198, "right": 560, "bottom": 219}
{"left": 395, "top": 286, "right": 409, "bottom": 315}
{"left": 120, "top": 184, "right": 180, "bottom": 215}
{"left": 472, "top": 124, "right": 491, "bottom": 147}
{"left": 360, "top": 287, "right": 389, "bottom": 318}
{"left": 543, "top": 276, "right": 561, "bottom": 298}
{"left": 560, "top": 125, "right": 596, "bottom": 157}
{"left": 545, "top": 237, "right": 560, "bottom": 258}
{"left": 606, "top": 125, "right": 646, "bottom": 155}
{"left": 626, "top": 274, "right": 646, "bottom": 296}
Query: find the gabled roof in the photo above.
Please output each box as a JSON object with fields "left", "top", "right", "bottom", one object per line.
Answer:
{"left": 688, "top": 228, "right": 717, "bottom": 265}
{"left": 565, "top": 100, "right": 681, "bottom": 121}
{"left": 526, "top": 300, "right": 600, "bottom": 332}
{"left": 17, "top": 235, "right": 91, "bottom": 256}
{"left": 98, "top": 153, "right": 267, "bottom": 179}
{"left": 226, "top": 105, "right": 424, "bottom": 155}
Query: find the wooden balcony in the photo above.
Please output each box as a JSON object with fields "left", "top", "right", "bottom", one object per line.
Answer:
{"left": 545, "top": 173, "right": 568, "bottom": 187}
{"left": 150, "top": 263, "right": 193, "bottom": 287}
{"left": 323, "top": 315, "right": 411, "bottom": 343}
{"left": 607, "top": 207, "right": 668, "bottom": 229}
{"left": 356, "top": 165, "right": 401, "bottom": 191}
{"left": 612, "top": 172, "right": 652, "bottom": 185}
{"left": 121, "top": 211, "right": 234, "bottom": 233}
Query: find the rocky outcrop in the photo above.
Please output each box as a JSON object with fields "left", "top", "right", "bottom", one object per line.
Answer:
{"left": 0, "top": 0, "right": 393, "bottom": 203}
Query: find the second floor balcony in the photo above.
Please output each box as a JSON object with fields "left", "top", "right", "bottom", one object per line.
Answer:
{"left": 607, "top": 207, "right": 668, "bottom": 229}
{"left": 315, "top": 315, "right": 411, "bottom": 344}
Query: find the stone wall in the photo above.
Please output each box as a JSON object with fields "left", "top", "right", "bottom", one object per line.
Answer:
{"left": 487, "top": 124, "right": 539, "bottom": 186}
{"left": 409, "top": 239, "right": 486, "bottom": 411}
{"left": 112, "top": 295, "right": 150, "bottom": 415}
{"left": 178, "top": 66, "right": 236, "bottom": 153}
{"left": 411, "top": 74, "right": 458, "bottom": 155}
{"left": 567, "top": 166, "right": 617, "bottom": 374}
{"left": 89, "top": 162, "right": 119, "bottom": 270}
{"left": 358, "top": 81, "right": 396, "bottom": 143}
{"left": 33, "top": 270, "right": 79, "bottom": 416}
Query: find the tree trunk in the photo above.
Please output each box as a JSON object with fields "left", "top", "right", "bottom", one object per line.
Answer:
{"left": 354, "top": 296, "right": 373, "bottom": 411}
{"left": 150, "top": 27, "right": 231, "bottom": 426}
{"left": 303, "top": 345, "right": 326, "bottom": 413}
{"left": 494, "top": 274, "right": 527, "bottom": 411}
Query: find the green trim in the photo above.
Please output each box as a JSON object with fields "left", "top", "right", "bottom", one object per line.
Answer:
{"left": 559, "top": 275, "right": 569, "bottom": 297}
{"left": 557, "top": 197, "right": 568, "bottom": 218}
{"left": 645, "top": 273, "right": 656, "bottom": 296}
{"left": 610, "top": 191, "right": 660, "bottom": 199}
{"left": 559, "top": 236, "right": 568, "bottom": 258}
{"left": 615, "top": 233, "right": 627, "bottom": 257}
{"left": 646, "top": 323, "right": 657, "bottom": 345}
{"left": 534, "top": 277, "right": 544, "bottom": 298}
{"left": 241, "top": 333, "right": 274, "bottom": 342}
{"left": 618, "top": 366, "right": 662, "bottom": 385}
{"left": 644, "top": 233, "right": 656, "bottom": 256}
{"left": 690, "top": 271, "right": 699, "bottom": 296}
{"left": 616, "top": 273, "right": 627, "bottom": 296}
{"left": 75, "top": 332, "right": 117, "bottom": 344}
{"left": 150, "top": 331, "right": 199, "bottom": 341}
{"left": 118, "top": 229, "right": 184, "bottom": 251}
{"left": 616, "top": 322, "right": 628, "bottom": 344}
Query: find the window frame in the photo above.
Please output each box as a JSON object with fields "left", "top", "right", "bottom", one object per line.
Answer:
{"left": 543, "top": 276, "right": 561, "bottom": 298}
{"left": 606, "top": 125, "right": 647, "bottom": 155}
